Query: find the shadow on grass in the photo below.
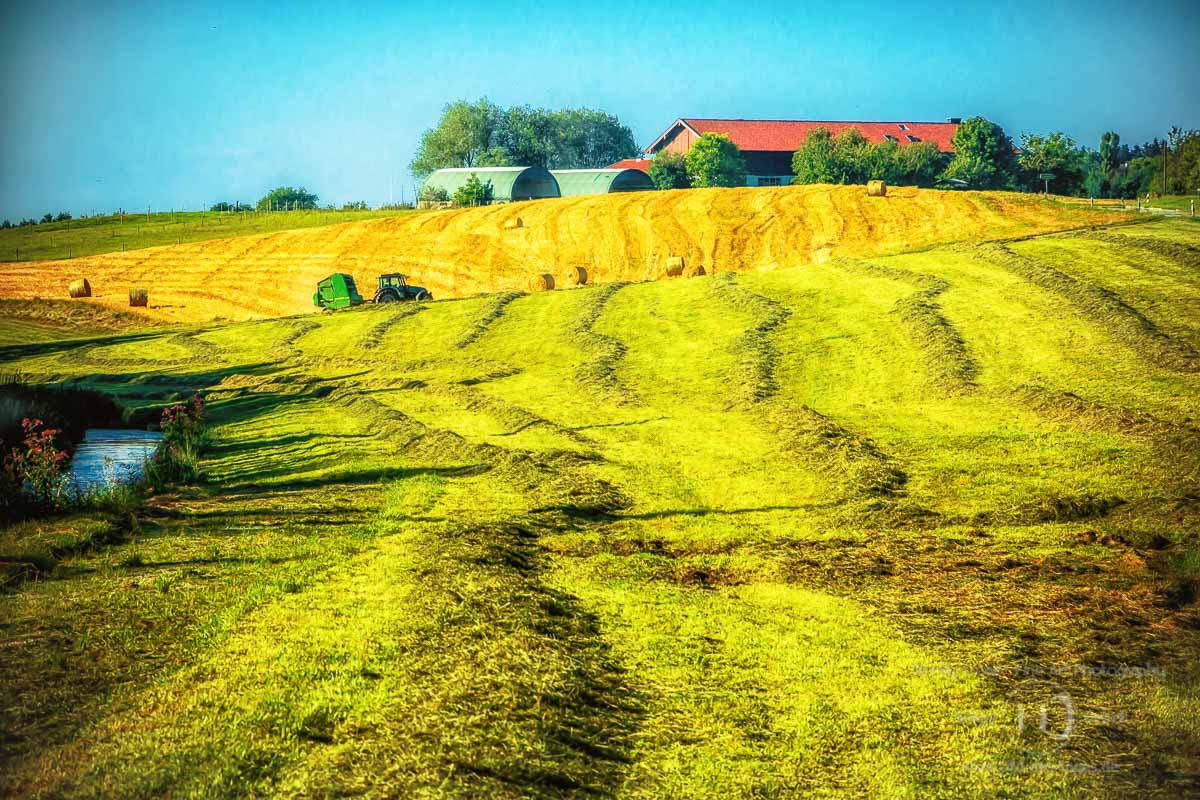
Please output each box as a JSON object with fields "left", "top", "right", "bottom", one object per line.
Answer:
{"left": 206, "top": 431, "right": 374, "bottom": 458}
{"left": 220, "top": 464, "right": 487, "bottom": 496}
{"left": 533, "top": 503, "right": 820, "bottom": 521}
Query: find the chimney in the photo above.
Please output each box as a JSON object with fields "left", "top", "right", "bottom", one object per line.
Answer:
{"left": 946, "top": 117, "right": 962, "bottom": 124}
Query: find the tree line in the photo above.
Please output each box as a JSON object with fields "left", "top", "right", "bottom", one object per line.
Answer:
{"left": 409, "top": 98, "right": 638, "bottom": 177}
{"left": 779, "top": 118, "right": 1198, "bottom": 198}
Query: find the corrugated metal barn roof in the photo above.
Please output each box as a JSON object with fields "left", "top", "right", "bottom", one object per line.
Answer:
{"left": 422, "top": 167, "right": 560, "bottom": 202}
{"left": 551, "top": 168, "right": 655, "bottom": 196}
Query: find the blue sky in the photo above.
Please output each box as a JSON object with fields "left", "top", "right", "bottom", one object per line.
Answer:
{"left": 1, "top": 0, "right": 1197, "bottom": 219}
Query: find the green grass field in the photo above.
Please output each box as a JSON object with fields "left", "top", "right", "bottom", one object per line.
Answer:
{"left": 0, "top": 208, "right": 415, "bottom": 263}
{"left": 0, "top": 218, "right": 1198, "bottom": 798}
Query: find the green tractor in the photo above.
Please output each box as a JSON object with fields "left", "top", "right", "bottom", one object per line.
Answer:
{"left": 312, "top": 272, "right": 433, "bottom": 310}
{"left": 374, "top": 273, "right": 432, "bottom": 303}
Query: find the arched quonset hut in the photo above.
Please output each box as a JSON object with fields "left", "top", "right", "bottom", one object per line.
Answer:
{"left": 551, "top": 168, "right": 655, "bottom": 196}
{"left": 422, "top": 167, "right": 560, "bottom": 203}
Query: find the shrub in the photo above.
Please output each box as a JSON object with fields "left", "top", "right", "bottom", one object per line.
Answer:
{"left": 1, "top": 418, "right": 71, "bottom": 515}
{"left": 685, "top": 133, "right": 747, "bottom": 188}
{"left": 648, "top": 151, "right": 691, "bottom": 190}
{"left": 418, "top": 185, "right": 450, "bottom": 203}
{"left": 452, "top": 173, "right": 493, "bottom": 207}
{"left": 147, "top": 394, "right": 208, "bottom": 487}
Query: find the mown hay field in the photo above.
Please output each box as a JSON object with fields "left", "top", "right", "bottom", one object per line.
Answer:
{"left": 0, "top": 217, "right": 1197, "bottom": 798}
{"left": 0, "top": 185, "right": 1130, "bottom": 323}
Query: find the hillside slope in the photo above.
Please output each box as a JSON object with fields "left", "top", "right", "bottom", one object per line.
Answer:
{"left": 1, "top": 220, "right": 1197, "bottom": 798}
{"left": 0, "top": 185, "right": 1129, "bottom": 323}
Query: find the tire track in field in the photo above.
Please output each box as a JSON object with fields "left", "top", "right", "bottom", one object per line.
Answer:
{"left": 569, "top": 282, "right": 640, "bottom": 405}
{"left": 975, "top": 242, "right": 1200, "bottom": 373}
{"left": 831, "top": 258, "right": 978, "bottom": 394}
{"left": 1071, "top": 230, "right": 1200, "bottom": 270}
{"left": 455, "top": 291, "right": 523, "bottom": 349}
{"left": 360, "top": 303, "right": 426, "bottom": 350}
{"left": 709, "top": 272, "right": 912, "bottom": 502}
{"left": 1007, "top": 383, "right": 1200, "bottom": 490}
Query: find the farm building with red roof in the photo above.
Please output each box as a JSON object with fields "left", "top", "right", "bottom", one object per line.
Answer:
{"left": 609, "top": 117, "right": 962, "bottom": 186}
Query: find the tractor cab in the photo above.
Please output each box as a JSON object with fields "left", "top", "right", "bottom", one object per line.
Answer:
{"left": 374, "top": 273, "right": 432, "bottom": 303}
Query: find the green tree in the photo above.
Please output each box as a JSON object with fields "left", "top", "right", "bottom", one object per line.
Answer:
{"left": 685, "top": 133, "right": 746, "bottom": 188}
{"left": 893, "top": 141, "right": 947, "bottom": 187}
{"left": 495, "top": 105, "right": 557, "bottom": 167}
{"left": 790, "top": 128, "right": 838, "bottom": 184}
{"left": 941, "top": 117, "right": 1018, "bottom": 189}
{"left": 1099, "top": 131, "right": 1120, "bottom": 196}
{"left": 549, "top": 108, "right": 637, "bottom": 168}
{"left": 452, "top": 173, "right": 493, "bottom": 207}
{"left": 648, "top": 151, "right": 691, "bottom": 190}
{"left": 412, "top": 99, "right": 638, "bottom": 176}
{"left": 410, "top": 98, "right": 504, "bottom": 177}
{"left": 257, "top": 187, "right": 318, "bottom": 211}
{"left": 1017, "top": 132, "right": 1082, "bottom": 194}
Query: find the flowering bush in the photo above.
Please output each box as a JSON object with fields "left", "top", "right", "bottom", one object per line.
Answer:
{"left": 0, "top": 418, "right": 71, "bottom": 512}
{"left": 150, "top": 394, "right": 208, "bottom": 485}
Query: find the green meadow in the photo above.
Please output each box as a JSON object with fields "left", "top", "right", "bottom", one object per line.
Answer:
{"left": 0, "top": 218, "right": 1198, "bottom": 798}
{"left": 0, "top": 208, "right": 413, "bottom": 263}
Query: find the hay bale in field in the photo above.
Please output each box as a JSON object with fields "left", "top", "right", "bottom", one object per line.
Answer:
{"left": 867, "top": 180, "right": 887, "bottom": 197}
{"left": 531, "top": 273, "right": 555, "bottom": 291}
{"left": 129, "top": 288, "right": 148, "bottom": 307}
{"left": 68, "top": 278, "right": 91, "bottom": 298}
{"left": 503, "top": 217, "right": 524, "bottom": 230}
{"left": 685, "top": 265, "right": 707, "bottom": 278}
{"left": 570, "top": 266, "right": 588, "bottom": 286}
{"left": 664, "top": 256, "right": 685, "bottom": 277}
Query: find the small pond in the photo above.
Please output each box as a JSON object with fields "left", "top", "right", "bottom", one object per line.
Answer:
{"left": 67, "top": 428, "right": 164, "bottom": 493}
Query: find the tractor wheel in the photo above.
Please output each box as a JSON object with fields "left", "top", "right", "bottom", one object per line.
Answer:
{"left": 415, "top": 291, "right": 432, "bottom": 301}
{"left": 375, "top": 289, "right": 399, "bottom": 303}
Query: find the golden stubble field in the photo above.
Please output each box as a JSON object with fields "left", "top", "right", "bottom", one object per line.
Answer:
{"left": 0, "top": 185, "right": 1131, "bottom": 323}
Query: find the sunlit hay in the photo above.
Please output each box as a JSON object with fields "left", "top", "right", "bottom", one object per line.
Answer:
{"left": 685, "top": 264, "right": 707, "bottom": 277}
{"left": 0, "top": 186, "right": 1130, "bottom": 323}
{"left": 570, "top": 266, "right": 588, "bottom": 286}
{"left": 503, "top": 217, "right": 523, "bottom": 230}
{"left": 663, "top": 257, "right": 684, "bottom": 278}
{"left": 531, "top": 274, "right": 555, "bottom": 291}
{"left": 128, "top": 288, "right": 148, "bottom": 307}
{"left": 867, "top": 180, "right": 887, "bottom": 197}
{"left": 68, "top": 278, "right": 91, "bottom": 298}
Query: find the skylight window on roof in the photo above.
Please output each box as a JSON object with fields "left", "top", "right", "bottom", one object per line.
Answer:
{"left": 884, "top": 134, "right": 898, "bottom": 142}
{"left": 905, "top": 135, "right": 920, "bottom": 143}
{"left": 898, "top": 124, "right": 909, "bottom": 131}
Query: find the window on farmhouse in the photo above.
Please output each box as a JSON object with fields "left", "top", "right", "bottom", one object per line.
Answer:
{"left": 898, "top": 123, "right": 909, "bottom": 131}
{"left": 758, "top": 177, "right": 782, "bottom": 187}
{"left": 906, "top": 135, "right": 920, "bottom": 143}
{"left": 884, "top": 134, "right": 898, "bottom": 142}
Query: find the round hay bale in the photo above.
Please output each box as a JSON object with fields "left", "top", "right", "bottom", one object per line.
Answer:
{"left": 664, "top": 256, "right": 685, "bottom": 278}
{"left": 129, "top": 288, "right": 148, "bottom": 307}
{"left": 68, "top": 278, "right": 91, "bottom": 298}
{"left": 503, "top": 217, "right": 524, "bottom": 230}
{"left": 531, "top": 273, "right": 555, "bottom": 291}
{"left": 867, "top": 180, "right": 887, "bottom": 197}
{"left": 570, "top": 266, "right": 588, "bottom": 286}
{"left": 685, "top": 265, "right": 707, "bottom": 278}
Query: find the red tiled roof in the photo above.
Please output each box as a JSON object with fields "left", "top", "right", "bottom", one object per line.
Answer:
{"left": 653, "top": 118, "right": 961, "bottom": 154}
{"left": 605, "top": 158, "right": 652, "bottom": 172}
